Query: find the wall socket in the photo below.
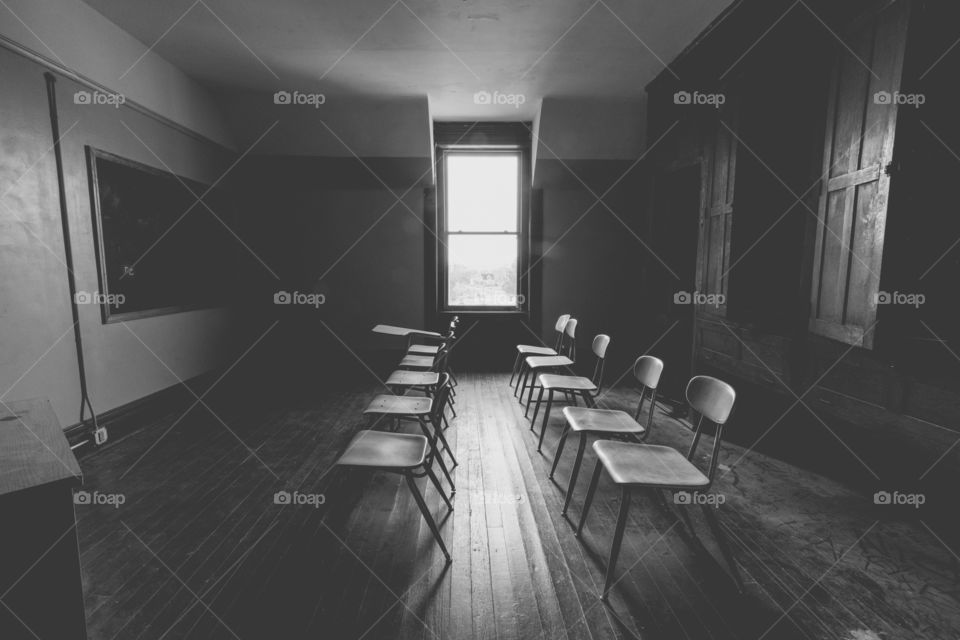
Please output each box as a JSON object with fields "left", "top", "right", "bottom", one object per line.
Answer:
{"left": 94, "top": 427, "right": 108, "bottom": 446}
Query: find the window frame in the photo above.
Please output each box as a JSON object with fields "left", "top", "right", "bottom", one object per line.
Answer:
{"left": 436, "top": 144, "right": 530, "bottom": 315}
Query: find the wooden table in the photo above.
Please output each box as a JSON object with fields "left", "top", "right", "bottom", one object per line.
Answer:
{"left": 0, "top": 398, "right": 86, "bottom": 639}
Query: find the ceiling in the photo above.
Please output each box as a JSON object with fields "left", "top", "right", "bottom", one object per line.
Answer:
{"left": 81, "top": 0, "right": 734, "bottom": 119}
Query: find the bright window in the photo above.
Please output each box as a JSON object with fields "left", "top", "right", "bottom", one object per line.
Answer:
{"left": 441, "top": 151, "right": 523, "bottom": 309}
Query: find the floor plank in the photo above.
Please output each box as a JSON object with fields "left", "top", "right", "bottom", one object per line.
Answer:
{"left": 74, "top": 373, "right": 960, "bottom": 640}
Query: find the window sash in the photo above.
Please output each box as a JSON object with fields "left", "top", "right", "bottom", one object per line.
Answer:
{"left": 438, "top": 147, "right": 526, "bottom": 312}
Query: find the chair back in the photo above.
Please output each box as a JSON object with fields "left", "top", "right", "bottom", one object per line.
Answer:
{"left": 631, "top": 356, "right": 664, "bottom": 430}
{"left": 552, "top": 314, "right": 571, "bottom": 349}
{"left": 432, "top": 347, "right": 450, "bottom": 374}
{"left": 684, "top": 375, "right": 736, "bottom": 483}
{"left": 429, "top": 373, "right": 454, "bottom": 425}
{"left": 560, "top": 318, "right": 578, "bottom": 360}
{"left": 589, "top": 334, "right": 611, "bottom": 393}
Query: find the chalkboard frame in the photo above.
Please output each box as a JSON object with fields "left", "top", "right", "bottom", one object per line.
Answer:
{"left": 86, "top": 146, "right": 229, "bottom": 323}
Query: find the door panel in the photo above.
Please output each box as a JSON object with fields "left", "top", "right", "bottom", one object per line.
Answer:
{"left": 809, "top": 0, "right": 910, "bottom": 348}
{"left": 700, "top": 102, "right": 737, "bottom": 315}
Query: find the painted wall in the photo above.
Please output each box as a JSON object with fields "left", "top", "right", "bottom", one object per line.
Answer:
{"left": 233, "top": 155, "right": 430, "bottom": 386}
{"left": 0, "top": 46, "right": 240, "bottom": 427}
{"left": 0, "top": 0, "right": 232, "bottom": 147}
{"left": 220, "top": 91, "right": 431, "bottom": 158}
{"left": 532, "top": 98, "right": 650, "bottom": 379}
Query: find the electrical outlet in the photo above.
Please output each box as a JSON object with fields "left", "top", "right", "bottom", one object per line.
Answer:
{"left": 94, "top": 427, "right": 108, "bottom": 446}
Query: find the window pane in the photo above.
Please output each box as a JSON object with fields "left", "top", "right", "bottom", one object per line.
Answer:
{"left": 447, "top": 234, "right": 519, "bottom": 307}
{"left": 446, "top": 154, "right": 518, "bottom": 232}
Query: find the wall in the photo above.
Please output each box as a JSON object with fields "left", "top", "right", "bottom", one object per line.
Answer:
{"left": 220, "top": 91, "right": 430, "bottom": 157}
{"left": 533, "top": 98, "right": 650, "bottom": 380}
{"left": 233, "top": 155, "right": 431, "bottom": 387}
{"left": 0, "top": 0, "right": 232, "bottom": 147}
{"left": 0, "top": 29, "right": 240, "bottom": 427}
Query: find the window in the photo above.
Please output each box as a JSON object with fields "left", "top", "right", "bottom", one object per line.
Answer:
{"left": 438, "top": 149, "right": 526, "bottom": 311}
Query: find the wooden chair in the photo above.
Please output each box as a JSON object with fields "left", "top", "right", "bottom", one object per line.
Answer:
{"left": 385, "top": 360, "right": 455, "bottom": 429}
{"left": 516, "top": 317, "right": 578, "bottom": 407}
{"left": 576, "top": 375, "right": 743, "bottom": 600}
{"left": 407, "top": 317, "right": 460, "bottom": 386}
{"left": 394, "top": 348, "right": 457, "bottom": 420}
{"left": 530, "top": 334, "right": 611, "bottom": 451}
{"left": 336, "top": 379, "right": 455, "bottom": 562}
{"left": 408, "top": 320, "right": 455, "bottom": 356}
{"left": 509, "top": 314, "right": 570, "bottom": 386}
{"left": 549, "top": 356, "right": 663, "bottom": 516}
{"left": 361, "top": 374, "right": 457, "bottom": 495}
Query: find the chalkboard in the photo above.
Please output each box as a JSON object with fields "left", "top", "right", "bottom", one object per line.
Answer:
{"left": 86, "top": 147, "right": 235, "bottom": 322}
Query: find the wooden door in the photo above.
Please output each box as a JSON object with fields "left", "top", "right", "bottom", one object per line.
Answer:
{"left": 809, "top": 0, "right": 911, "bottom": 348}
{"left": 699, "top": 101, "right": 737, "bottom": 316}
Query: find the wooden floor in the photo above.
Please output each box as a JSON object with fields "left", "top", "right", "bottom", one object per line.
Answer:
{"left": 74, "top": 372, "right": 960, "bottom": 639}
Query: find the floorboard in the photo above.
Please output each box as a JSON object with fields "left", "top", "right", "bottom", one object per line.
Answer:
{"left": 74, "top": 373, "right": 960, "bottom": 639}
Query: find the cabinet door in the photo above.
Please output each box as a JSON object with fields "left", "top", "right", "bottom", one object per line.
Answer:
{"left": 809, "top": 0, "right": 911, "bottom": 348}
{"left": 699, "top": 102, "right": 737, "bottom": 316}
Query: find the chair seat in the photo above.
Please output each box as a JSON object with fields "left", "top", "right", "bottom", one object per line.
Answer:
{"left": 539, "top": 373, "right": 596, "bottom": 391}
{"left": 386, "top": 371, "right": 440, "bottom": 387}
{"left": 363, "top": 394, "right": 432, "bottom": 415}
{"left": 336, "top": 430, "right": 428, "bottom": 468}
{"left": 517, "top": 344, "right": 557, "bottom": 356}
{"left": 526, "top": 355, "right": 573, "bottom": 369}
{"left": 562, "top": 407, "right": 644, "bottom": 434}
{"left": 408, "top": 344, "right": 440, "bottom": 355}
{"left": 593, "top": 441, "right": 709, "bottom": 488}
{"left": 399, "top": 354, "right": 435, "bottom": 368}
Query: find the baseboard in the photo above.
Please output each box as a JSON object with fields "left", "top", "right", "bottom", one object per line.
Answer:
{"left": 64, "top": 371, "right": 219, "bottom": 450}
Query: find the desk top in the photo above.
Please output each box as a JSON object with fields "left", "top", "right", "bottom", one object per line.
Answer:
{"left": 0, "top": 398, "right": 82, "bottom": 497}
{"left": 372, "top": 324, "right": 443, "bottom": 338}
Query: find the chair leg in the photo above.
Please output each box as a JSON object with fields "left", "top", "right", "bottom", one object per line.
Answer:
{"left": 581, "top": 390, "right": 595, "bottom": 408}
{"left": 433, "top": 418, "right": 458, "bottom": 468}
{"left": 430, "top": 440, "right": 456, "bottom": 494}
{"left": 562, "top": 433, "right": 587, "bottom": 516}
{"left": 577, "top": 460, "right": 603, "bottom": 537}
{"left": 526, "top": 370, "right": 539, "bottom": 408}
{"left": 602, "top": 488, "right": 632, "bottom": 601}
{"left": 425, "top": 465, "right": 454, "bottom": 511}
{"left": 549, "top": 424, "right": 571, "bottom": 479}
{"left": 537, "top": 390, "right": 554, "bottom": 452}
{"left": 700, "top": 504, "right": 744, "bottom": 593}
{"left": 514, "top": 364, "right": 526, "bottom": 396}
{"left": 405, "top": 472, "right": 451, "bottom": 563}
{"left": 509, "top": 353, "right": 521, "bottom": 386}
{"left": 530, "top": 385, "right": 544, "bottom": 422}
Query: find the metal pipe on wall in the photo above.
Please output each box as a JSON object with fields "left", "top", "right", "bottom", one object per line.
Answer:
{"left": 44, "top": 71, "right": 100, "bottom": 444}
